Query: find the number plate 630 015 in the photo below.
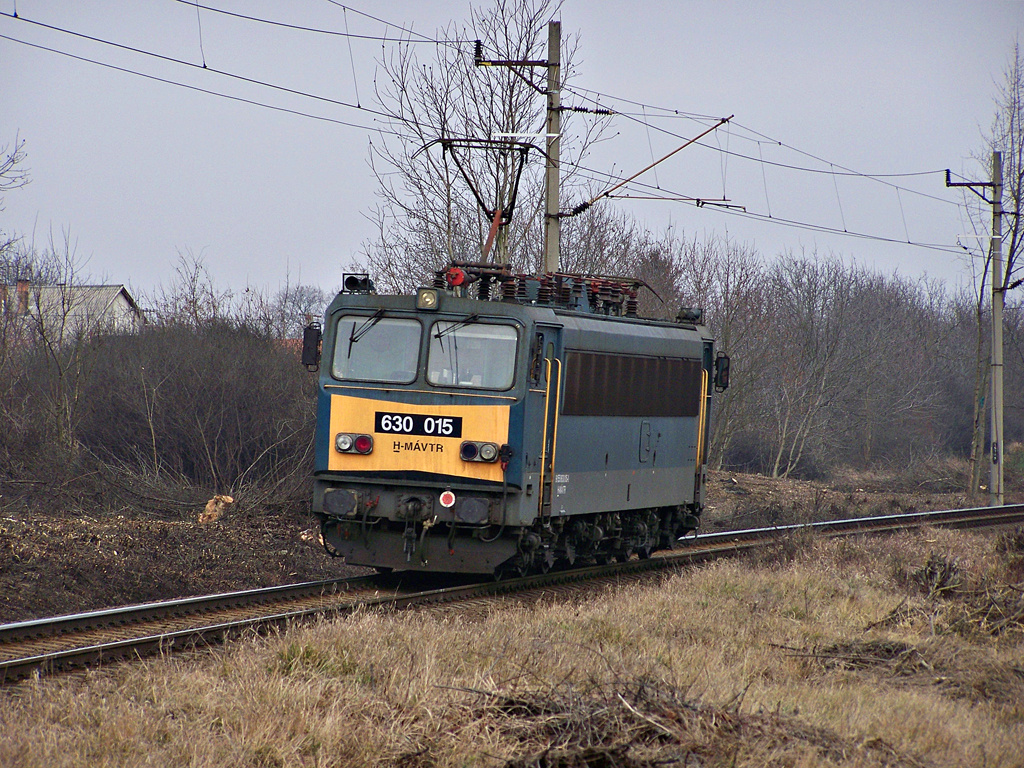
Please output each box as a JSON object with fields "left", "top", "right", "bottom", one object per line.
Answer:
{"left": 374, "top": 412, "right": 463, "bottom": 438}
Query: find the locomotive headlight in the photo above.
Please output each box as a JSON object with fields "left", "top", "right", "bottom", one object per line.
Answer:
{"left": 416, "top": 287, "right": 440, "bottom": 310}
{"left": 335, "top": 433, "right": 373, "bottom": 454}
{"left": 460, "top": 441, "right": 499, "bottom": 462}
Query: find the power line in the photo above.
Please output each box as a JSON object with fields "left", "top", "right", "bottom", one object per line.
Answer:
{"left": 558, "top": 156, "right": 968, "bottom": 257}
{"left": 321, "top": 0, "right": 466, "bottom": 47}
{"left": 0, "top": 32, "right": 401, "bottom": 136}
{"left": 561, "top": 83, "right": 961, "bottom": 207}
{"left": 605, "top": 189, "right": 966, "bottom": 256}
{"left": 1, "top": 11, "right": 393, "bottom": 120}
{"left": 171, "top": 0, "right": 461, "bottom": 47}
{"left": 552, "top": 84, "right": 972, "bottom": 253}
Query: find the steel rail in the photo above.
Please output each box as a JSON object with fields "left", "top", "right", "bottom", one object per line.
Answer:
{"left": 0, "top": 575, "right": 384, "bottom": 645}
{"left": 3, "top": 503, "right": 1022, "bottom": 685}
{"left": 693, "top": 502, "right": 1024, "bottom": 545}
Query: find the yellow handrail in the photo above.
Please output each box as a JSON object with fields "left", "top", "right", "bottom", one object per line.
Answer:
{"left": 538, "top": 358, "right": 552, "bottom": 518}
{"left": 695, "top": 369, "right": 709, "bottom": 469}
{"left": 547, "top": 357, "right": 563, "bottom": 519}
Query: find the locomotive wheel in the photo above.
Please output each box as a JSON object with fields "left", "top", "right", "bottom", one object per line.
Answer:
{"left": 494, "top": 557, "right": 529, "bottom": 581}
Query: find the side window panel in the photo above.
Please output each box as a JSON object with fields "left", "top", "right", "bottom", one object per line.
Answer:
{"left": 562, "top": 351, "right": 701, "bottom": 416}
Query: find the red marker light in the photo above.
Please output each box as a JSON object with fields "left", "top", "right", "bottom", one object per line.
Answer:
{"left": 439, "top": 490, "right": 456, "bottom": 508}
{"left": 354, "top": 435, "right": 373, "bottom": 454}
{"left": 446, "top": 267, "right": 466, "bottom": 287}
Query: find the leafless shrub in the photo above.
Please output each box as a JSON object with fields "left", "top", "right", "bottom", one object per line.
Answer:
{"left": 911, "top": 553, "right": 964, "bottom": 598}
{"left": 808, "top": 639, "right": 926, "bottom": 674}
{"left": 482, "top": 676, "right": 925, "bottom": 768}
{"left": 76, "top": 321, "right": 314, "bottom": 495}
{"left": 995, "top": 526, "right": 1024, "bottom": 555}
{"left": 947, "top": 585, "right": 1024, "bottom": 637}
{"left": 749, "top": 528, "right": 817, "bottom": 568}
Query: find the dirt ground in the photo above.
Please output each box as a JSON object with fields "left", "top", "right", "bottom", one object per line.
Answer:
{"left": 0, "top": 468, "right": 1008, "bottom": 625}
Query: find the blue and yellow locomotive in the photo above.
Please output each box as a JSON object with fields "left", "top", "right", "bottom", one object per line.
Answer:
{"left": 303, "top": 264, "right": 729, "bottom": 576}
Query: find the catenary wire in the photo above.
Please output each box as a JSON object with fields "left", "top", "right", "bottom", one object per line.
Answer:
{"left": 1, "top": 11, "right": 394, "bottom": 120}
{"left": 552, "top": 89, "right": 973, "bottom": 257}
{"left": 561, "top": 83, "right": 962, "bottom": 205}
{"left": 558, "top": 155, "right": 969, "bottom": 257}
{"left": 4, "top": 7, "right": 951, "bottom": 201}
{"left": 171, "top": 0, "right": 462, "bottom": 47}
{"left": 0, "top": 32, "right": 406, "bottom": 137}
{"left": 321, "top": 0, "right": 464, "bottom": 47}
{"left": 605, "top": 191, "right": 965, "bottom": 256}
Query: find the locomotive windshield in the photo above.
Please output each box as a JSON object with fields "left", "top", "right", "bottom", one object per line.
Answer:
{"left": 427, "top": 322, "right": 518, "bottom": 390}
{"left": 332, "top": 315, "right": 420, "bottom": 384}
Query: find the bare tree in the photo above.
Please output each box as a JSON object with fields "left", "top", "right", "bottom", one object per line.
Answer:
{"left": 691, "top": 238, "right": 773, "bottom": 468}
{"left": 988, "top": 43, "right": 1024, "bottom": 292}
{"left": 0, "top": 232, "right": 112, "bottom": 463}
{"left": 362, "top": 0, "right": 614, "bottom": 290}
{"left": 1, "top": 134, "right": 29, "bottom": 261}
{"left": 753, "top": 253, "right": 861, "bottom": 478}
{"left": 961, "top": 265, "right": 991, "bottom": 494}
{"left": 144, "top": 250, "right": 233, "bottom": 327}
{"left": 0, "top": 134, "right": 29, "bottom": 207}
{"left": 270, "top": 280, "right": 329, "bottom": 339}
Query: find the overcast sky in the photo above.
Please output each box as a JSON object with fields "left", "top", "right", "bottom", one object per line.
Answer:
{"left": 1, "top": 1, "right": 1022, "bottom": 299}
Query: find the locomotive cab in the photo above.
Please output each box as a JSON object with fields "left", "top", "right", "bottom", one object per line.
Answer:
{"left": 311, "top": 287, "right": 534, "bottom": 574}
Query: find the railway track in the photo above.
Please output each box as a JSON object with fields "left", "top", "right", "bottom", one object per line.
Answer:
{"left": 3, "top": 502, "right": 1023, "bottom": 685}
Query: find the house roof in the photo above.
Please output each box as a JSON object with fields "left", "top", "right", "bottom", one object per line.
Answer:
{"left": 30, "top": 284, "right": 144, "bottom": 320}
{"left": 4, "top": 283, "right": 146, "bottom": 333}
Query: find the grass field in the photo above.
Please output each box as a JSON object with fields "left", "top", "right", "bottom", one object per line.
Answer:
{"left": 2, "top": 525, "right": 1022, "bottom": 767}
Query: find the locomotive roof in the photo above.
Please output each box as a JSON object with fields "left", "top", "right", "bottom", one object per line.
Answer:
{"left": 327, "top": 289, "right": 707, "bottom": 333}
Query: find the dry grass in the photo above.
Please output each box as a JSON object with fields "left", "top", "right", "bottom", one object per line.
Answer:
{"left": 2, "top": 528, "right": 1023, "bottom": 767}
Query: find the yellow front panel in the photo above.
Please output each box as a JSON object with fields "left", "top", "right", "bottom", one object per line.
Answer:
{"left": 327, "top": 394, "right": 510, "bottom": 482}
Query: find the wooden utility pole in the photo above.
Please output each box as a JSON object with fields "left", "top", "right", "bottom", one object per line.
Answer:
{"left": 990, "top": 150, "right": 1005, "bottom": 506}
{"left": 543, "top": 21, "right": 561, "bottom": 273}
{"left": 474, "top": 21, "right": 561, "bottom": 272}
{"left": 946, "top": 152, "right": 1004, "bottom": 506}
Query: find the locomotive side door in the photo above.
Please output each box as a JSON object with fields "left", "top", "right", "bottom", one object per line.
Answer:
{"left": 525, "top": 324, "right": 564, "bottom": 521}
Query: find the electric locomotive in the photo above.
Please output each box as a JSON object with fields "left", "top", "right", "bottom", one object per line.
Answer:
{"left": 302, "top": 263, "right": 729, "bottom": 577}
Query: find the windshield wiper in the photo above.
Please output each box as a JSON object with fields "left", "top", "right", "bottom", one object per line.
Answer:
{"left": 347, "top": 309, "right": 384, "bottom": 358}
{"left": 434, "top": 314, "right": 479, "bottom": 340}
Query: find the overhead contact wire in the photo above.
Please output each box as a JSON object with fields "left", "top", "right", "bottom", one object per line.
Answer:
{"left": 758, "top": 141, "right": 772, "bottom": 217}
{"left": 0, "top": 11, "right": 392, "bottom": 119}
{"left": 0, "top": 32, "right": 402, "bottom": 136}
{"left": 561, "top": 83, "right": 962, "bottom": 207}
{"left": 897, "top": 188, "right": 910, "bottom": 243}
{"left": 831, "top": 163, "right": 847, "bottom": 232}
{"left": 173, "top": 0, "right": 462, "bottom": 47}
